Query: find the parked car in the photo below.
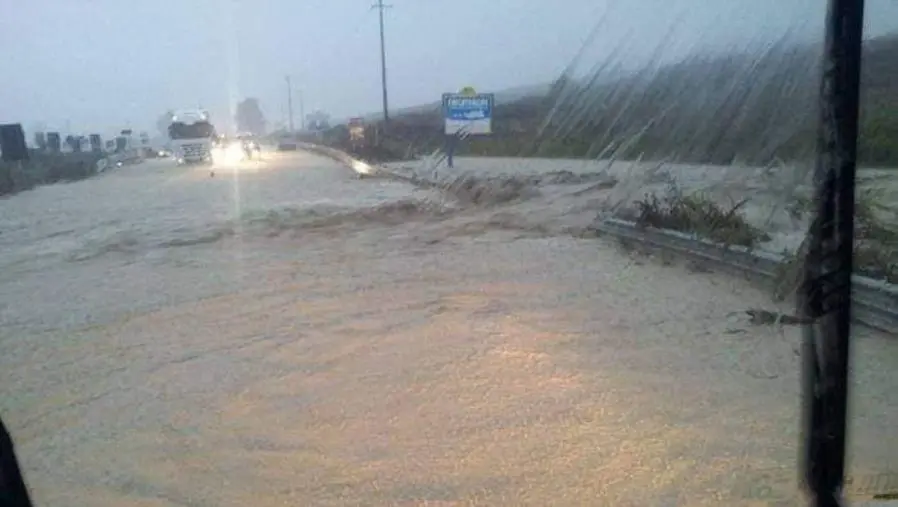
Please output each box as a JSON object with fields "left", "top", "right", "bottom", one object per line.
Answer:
{"left": 277, "top": 136, "right": 298, "bottom": 151}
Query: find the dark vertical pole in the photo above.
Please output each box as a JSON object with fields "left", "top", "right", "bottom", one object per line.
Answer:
{"left": 800, "top": 1, "right": 864, "bottom": 507}
{"left": 375, "top": 0, "right": 390, "bottom": 124}
{"left": 446, "top": 134, "right": 456, "bottom": 168}
{"left": 286, "top": 75, "right": 295, "bottom": 133}
{"left": 299, "top": 89, "right": 305, "bottom": 131}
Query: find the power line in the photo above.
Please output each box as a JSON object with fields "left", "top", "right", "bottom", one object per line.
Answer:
{"left": 371, "top": 0, "right": 392, "bottom": 124}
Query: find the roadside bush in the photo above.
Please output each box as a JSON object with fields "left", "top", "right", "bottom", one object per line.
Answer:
{"left": 315, "top": 125, "right": 416, "bottom": 163}
{"left": 858, "top": 101, "right": 898, "bottom": 166}
{"left": 772, "top": 187, "right": 897, "bottom": 299}
{"left": 853, "top": 187, "right": 897, "bottom": 282}
{"left": 0, "top": 151, "right": 105, "bottom": 196}
{"left": 622, "top": 184, "right": 770, "bottom": 248}
{"left": 328, "top": 35, "right": 898, "bottom": 168}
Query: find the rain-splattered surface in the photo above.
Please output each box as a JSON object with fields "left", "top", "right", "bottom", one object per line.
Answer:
{"left": 386, "top": 156, "right": 898, "bottom": 255}
{"left": 1, "top": 151, "right": 897, "bottom": 506}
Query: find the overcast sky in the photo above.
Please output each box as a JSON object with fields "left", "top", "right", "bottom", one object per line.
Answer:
{"left": 1, "top": 0, "right": 896, "bottom": 138}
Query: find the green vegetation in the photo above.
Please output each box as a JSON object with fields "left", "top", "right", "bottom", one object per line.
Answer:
{"left": 315, "top": 34, "right": 897, "bottom": 283}
{"left": 849, "top": 188, "right": 897, "bottom": 282}
{"left": 0, "top": 151, "right": 105, "bottom": 196}
{"left": 325, "top": 34, "right": 897, "bottom": 168}
{"left": 622, "top": 181, "right": 896, "bottom": 288}
{"left": 772, "top": 185, "right": 897, "bottom": 292}
{"left": 623, "top": 184, "right": 770, "bottom": 249}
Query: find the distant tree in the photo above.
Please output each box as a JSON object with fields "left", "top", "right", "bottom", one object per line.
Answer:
{"left": 64, "top": 135, "right": 81, "bottom": 153}
{"left": 235, "top": 98, "right": 267, "bottom": 135}
{"left": 34, "top": 132, "right": 47, "bottom": 151}
{"left": 89, "top": 134, "right": 102, "bottom": 152}
{"left": 306, "top": 111, "right": 331, "bottom": 131}
{"left": 156, "top": 110, "right": 174, "bottom": 137}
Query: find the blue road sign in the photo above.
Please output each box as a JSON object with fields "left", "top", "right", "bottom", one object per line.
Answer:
{"left": 442, "top": 92, "right": 494, "bottom": 135}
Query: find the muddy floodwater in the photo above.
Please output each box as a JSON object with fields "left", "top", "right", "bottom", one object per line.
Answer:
{"left": 1, "top": 152, "right": 896, "bottom": 506}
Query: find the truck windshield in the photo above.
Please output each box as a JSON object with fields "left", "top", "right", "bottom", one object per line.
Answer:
{"left": 168, "top": 121, "right": 216, "bottom": 140}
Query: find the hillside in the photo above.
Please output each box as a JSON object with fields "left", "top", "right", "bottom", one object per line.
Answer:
{"left": 326, "top": 34, "right": 898, "bottom": 167}
{"left": 342, "top": 83, "right": 553, "bottom": 125}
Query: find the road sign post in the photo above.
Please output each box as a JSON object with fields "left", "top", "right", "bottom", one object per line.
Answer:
{"left": 445, "top": 134, "right": 459, "bottom": 168}
{"left": 442, "top": 88, "right": 493, "bottom": 168}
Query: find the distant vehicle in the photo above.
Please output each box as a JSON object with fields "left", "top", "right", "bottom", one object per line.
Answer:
{"left": 168, "top": 109, "right": 216, "bottom": 165}
{"left": 277, "top": 135, "right": 298, "bottom": 151}
{"left": 233, "top": 132, "right": 260, "bottom": 160}
{"left": 209, "top": 135, "right": 249, "bottom": 165}
{"left": 236, "top": 132, "right": 260, "bottom": 149}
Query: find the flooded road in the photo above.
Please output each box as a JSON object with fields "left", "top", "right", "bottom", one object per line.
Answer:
{"left": 1, "top": 151, "right": 896, "bottom": 506}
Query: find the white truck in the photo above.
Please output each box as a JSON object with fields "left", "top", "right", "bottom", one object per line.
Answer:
{"left": 168, "top": 109, "right": 216, "bottom": 165}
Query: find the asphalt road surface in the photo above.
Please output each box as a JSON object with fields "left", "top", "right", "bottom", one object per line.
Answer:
{"left": 1, "top": 150, "right": 896, "bottom": 506}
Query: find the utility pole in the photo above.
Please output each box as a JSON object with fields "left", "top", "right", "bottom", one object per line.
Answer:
{"left": 299, "top": 88, "right": 305, "bottom": 130}
{"left": 285, "top": 75, "right": 295, "bottom": 133}
{"left": 372, "top": 0, "right": 391, "bottom": 124}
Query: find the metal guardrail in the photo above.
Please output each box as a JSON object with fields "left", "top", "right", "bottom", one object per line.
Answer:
{"left": 595, "top": 218, "right": 898, "bottom": 334}
{"left": 297, "top": 143, "right": 360, "bottom": 169}
{"left": 97, "top": 150, "right": 143, "bottom": 172}
{"left": 294, "top": 142, "right": 898, "bottom": 334}
{"left": 296, "top": 142, "right": 391, "bottom": 178}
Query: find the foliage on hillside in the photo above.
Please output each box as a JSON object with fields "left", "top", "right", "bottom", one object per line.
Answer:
{"left": 311, "top": 34, "right": 898, "bottom": 283}
{"left": 329, "top": 34, "right": 898, "bottom": 168}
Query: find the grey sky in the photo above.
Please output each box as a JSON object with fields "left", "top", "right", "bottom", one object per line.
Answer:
{"left": 2, "top": 0, "right": 896, "bottom": 138}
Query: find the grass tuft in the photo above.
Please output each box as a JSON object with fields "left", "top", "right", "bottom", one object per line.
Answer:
{"left": 623, "top": 183, "right": 770, "bottom": 248}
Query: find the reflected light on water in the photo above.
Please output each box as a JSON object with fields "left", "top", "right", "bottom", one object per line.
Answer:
{"left": 351, "top": 159, "right": 373, "bottom": 175}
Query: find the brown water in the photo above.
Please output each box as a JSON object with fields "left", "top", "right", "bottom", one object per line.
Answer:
{"left": 1, "top": 152, "right": 896, "bottom": 506}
